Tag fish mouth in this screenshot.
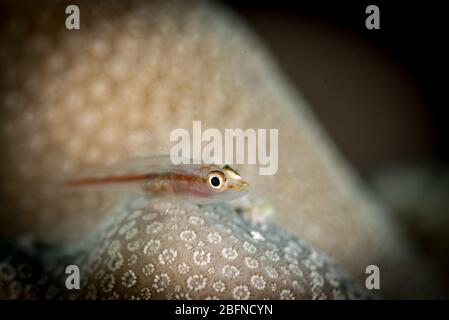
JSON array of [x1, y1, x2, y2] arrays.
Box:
[[227, 178, 249, 191], [239, 180, 249, 189]]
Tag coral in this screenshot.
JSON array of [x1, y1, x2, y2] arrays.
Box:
[[0, 197, 370, 300]]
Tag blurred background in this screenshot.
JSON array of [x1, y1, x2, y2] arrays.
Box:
[[227, 0, 449, 287], [227, 0, 447, 175]]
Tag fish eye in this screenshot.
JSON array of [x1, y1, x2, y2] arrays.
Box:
[[207, 171, 225, 191]]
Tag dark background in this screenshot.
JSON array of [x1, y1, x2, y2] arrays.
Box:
[[226, 0, 448, 178]]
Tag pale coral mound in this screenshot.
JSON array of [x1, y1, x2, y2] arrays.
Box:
[[0, 197, 370, 300]]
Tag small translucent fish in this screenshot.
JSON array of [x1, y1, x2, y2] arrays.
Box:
[[64, 155, 249, 204]]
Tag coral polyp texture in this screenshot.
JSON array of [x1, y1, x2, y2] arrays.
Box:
[[0, 0, 444, 298], [0, 197, 370, 300]]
